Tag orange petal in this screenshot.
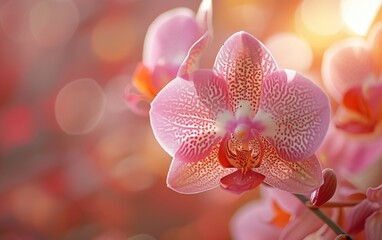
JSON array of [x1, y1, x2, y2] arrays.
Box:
[[132, 62, 157, 98], [218, 134, 235, 168], [271, 200, 291, 228], [342, 87, 371, 118]]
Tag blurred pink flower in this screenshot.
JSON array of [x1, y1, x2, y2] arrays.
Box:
[[345, 184, 382, 240], [322, 22, 382, 136], [318, 123, 382, 173], [231, 186, 327, 240], [150, 31, 330, 194], [124, 0, 212, 115]]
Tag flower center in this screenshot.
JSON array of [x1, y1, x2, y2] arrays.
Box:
[[234, 123, 250, 141]]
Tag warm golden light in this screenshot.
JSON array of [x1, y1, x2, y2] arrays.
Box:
[[299, 0, 343, 36], [265, 33, 313, 72], [341, 0, 381, 36], [91, 15, 135, 63]]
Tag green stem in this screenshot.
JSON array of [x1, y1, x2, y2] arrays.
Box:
[[294, 194, 353, 240]]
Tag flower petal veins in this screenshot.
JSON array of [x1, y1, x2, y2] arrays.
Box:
[[213, 31, 278, 115], [167, 145, 235, 194], [257, 70, 330, 162], [150, 70, 229, 162], [254, 136, 323, 194]]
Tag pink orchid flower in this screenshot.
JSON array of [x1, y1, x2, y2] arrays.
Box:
[[124, 0, 212, 115], [345, 184, 382, 240], [150, 31, 330, 194], [322, 22, 382, 136], [231, 186, 332, 240], [318, 123, 382, 173]]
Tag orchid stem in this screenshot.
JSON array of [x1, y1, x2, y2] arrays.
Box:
[[294, 194, 353, 240]]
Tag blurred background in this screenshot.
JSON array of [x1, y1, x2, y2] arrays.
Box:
[[0, 0, 381, 239]]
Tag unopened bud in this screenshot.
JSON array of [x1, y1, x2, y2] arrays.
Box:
[[310, 168, 337, 206]]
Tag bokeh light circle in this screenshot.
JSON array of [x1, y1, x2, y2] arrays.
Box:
[[91, 15, 135, 62], [265, 33, 313, 72], [29, 0, 79, 47], [341, 0, 381, 36], [55, 78, 106, 135], [298, 0, 343, 36], [0, 0, 34, 42]]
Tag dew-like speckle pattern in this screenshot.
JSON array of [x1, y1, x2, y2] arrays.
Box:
[[259, 70, 330, 162], [213, 32, 278, 114], [167, 145, 236, 193], [151, 74, 229, 162], [254, 136, 322, 194]]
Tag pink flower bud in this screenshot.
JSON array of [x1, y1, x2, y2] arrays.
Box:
[[310, 168, 337, 206]]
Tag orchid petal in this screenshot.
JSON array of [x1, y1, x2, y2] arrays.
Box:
[[321, 39, 374, 101], [254, 137, 323, 194], [368, 22, 382, 76], [167, 145, 235, 194], [123, 83, 151, 116], [231, 200, 282, 240], [262, 186, 301, 214], [281, 206, 323, 240], [195, 0, 212, 34], [257, 70, 330, 162], [365, 211, 382, 240], [213, 31, 278, 114], [346, 199, 379, 234], [131, 62, 157, 98], [310, 168, 337, 207], [177, 31, 212, 79], [342, 85, 371, 118], [150, 62, 179, 92], [143, 8, 200, 72], [366, 82, 382, 121], [177, 0, 212, 79], [318, 123, 382, 173], [335, 117, 375, 134], [366, 184, 382, 204], [150, 70, 229, 162], [220, 169, 265, 194]]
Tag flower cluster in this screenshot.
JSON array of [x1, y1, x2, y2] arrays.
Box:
[[322, 23, 382, 137], [128, 1, 382, 239]]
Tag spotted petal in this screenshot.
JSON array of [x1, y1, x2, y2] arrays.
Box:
[[256, 70, 330, 162], [150, 70, 229, 162], [322, 39, 374, 101], [167, 145, 235, 194], [213, 31, 278, 115], [254, 137, 323, 194]]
